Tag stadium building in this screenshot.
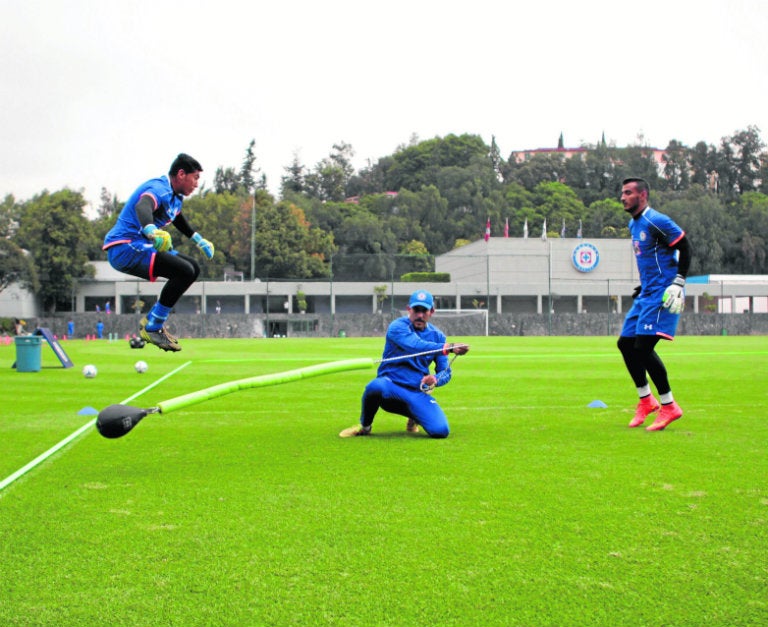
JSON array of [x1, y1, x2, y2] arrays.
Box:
[[4, 237, 767, 338]]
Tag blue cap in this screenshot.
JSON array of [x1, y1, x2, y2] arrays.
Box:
[[408, 290, 434, 310]]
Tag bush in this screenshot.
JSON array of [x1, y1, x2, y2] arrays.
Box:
[[400, 272, 450, 283]]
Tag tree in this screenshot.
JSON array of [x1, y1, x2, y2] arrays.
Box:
[[346, 157, 389, 197], [14, 190, 95, 311], [583, 198, 628, 238], [758, 153, 768, 195], [252, 199, 335, 279], [335, 211, 393, 255], [280, 152, 306, 196], [562, 153, 591, 200], [532, 181, 587, 235], [583, 141, 616, 195], [303, 197, 355, 237], [0, 194, 20, 238], [436, 154, 501, 242], [384, 134, 489, 192], [658, 187, 731, 275], [0, 238, 39, 294], [714, 137, 740, 198], [688, 141, 715, 187], [614, 144, 660, 190], [397, 239, 432, 274], [391, 186, 451, 254], [489, 135, 504, 181], [505, 152, 565, 191], [358, 192, 426, 247], [212, 141, 264, 196], [97, 187, 120, 220], [662, 140, 690, 191], [239, 139, 262, 193], [213, 166, 240, 195], [729, 192, 768, 273], [180, 191, 243, 279], [729, 126, 764, 194], [304, 142, 356, 201], [89, 188, 123, 262]]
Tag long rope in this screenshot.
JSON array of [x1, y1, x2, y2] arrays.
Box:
[[376, 344, 468, 363]]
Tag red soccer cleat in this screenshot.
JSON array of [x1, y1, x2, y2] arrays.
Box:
[[646, 402, 683, 431], [629, 395, 660, 428]]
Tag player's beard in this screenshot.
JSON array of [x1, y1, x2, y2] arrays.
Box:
[[623, 198, 643, 217]]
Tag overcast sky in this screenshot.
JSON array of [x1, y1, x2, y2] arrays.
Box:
[[2, 0, 767, 212]]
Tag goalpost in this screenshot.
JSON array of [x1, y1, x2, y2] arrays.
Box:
[[432, 309, 489, 337]]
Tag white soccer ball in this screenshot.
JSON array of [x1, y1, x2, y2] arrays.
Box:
[[83, 364, 98, 379], [134, 360, 148, 374]]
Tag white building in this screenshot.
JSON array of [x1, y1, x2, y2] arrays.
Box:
[[3, 238, 767, 318]]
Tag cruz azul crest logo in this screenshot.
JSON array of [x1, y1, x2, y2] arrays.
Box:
[[571, 243, 600, 273]]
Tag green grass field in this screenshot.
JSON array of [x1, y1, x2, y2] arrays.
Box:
[[1, 335, 766, 626]]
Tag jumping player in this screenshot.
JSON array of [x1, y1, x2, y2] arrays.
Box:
[[340, 290, 469, 438], [618, 177, 693, 431], [103, 153, 214, 352]]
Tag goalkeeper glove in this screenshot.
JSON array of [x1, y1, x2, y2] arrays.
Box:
[[191, 232, 215, 260], [142, 224, 173, 252], [662, 274, 686, 314]]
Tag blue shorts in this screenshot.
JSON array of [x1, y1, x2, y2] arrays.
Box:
[[361, 376, 449, 438], [106, 241, 178, 282], [620, 290, 680, 340]]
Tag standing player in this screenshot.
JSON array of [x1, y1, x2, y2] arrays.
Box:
[[340, 290, 469, 438], [103, 153, 215, 352], [618, 177, 693, 431]]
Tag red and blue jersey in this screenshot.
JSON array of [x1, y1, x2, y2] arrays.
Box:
[[629, 207, 685, 293], [103, 175, 183, 249]]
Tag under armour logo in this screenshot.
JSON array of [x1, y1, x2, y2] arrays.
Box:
[[643, 324, 653, 330]]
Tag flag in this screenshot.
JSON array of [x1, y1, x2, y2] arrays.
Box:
[[577, 219, 583, 239], [541, 219, 547, 241], [504, 218, 509, 238], [523, 218, 529, 239], [484, 217, 491, 242], [560, 218, 566, 238]]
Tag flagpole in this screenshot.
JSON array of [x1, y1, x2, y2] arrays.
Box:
[[250, 195, 256, 280], [547, 239, 552, 335]]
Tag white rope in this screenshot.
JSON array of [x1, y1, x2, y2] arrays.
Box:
[[376, 344, 468, 364]]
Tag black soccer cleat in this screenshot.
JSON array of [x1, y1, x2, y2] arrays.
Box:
[[139, 317, 181, 352]]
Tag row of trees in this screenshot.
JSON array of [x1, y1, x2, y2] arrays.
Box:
[[2, 127, 767, 311]]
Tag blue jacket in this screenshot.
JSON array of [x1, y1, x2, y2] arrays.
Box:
[[376, 316, 452, 390]]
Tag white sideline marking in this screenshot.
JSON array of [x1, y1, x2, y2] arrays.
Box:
[[0, 361, 192, 495]]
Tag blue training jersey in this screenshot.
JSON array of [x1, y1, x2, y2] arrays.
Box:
[[377, 316, 451, 390], [103, 175, 184, 249], [629, 207, 685, 293]]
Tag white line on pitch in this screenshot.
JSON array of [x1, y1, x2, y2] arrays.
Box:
[[0, 361, 192, 495]]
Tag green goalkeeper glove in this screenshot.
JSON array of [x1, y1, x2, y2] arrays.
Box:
[[191, 232, 215, 260], [142, 224, 173, 252]]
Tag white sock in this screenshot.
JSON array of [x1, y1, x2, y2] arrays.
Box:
[[637, 385, 652, 398]]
